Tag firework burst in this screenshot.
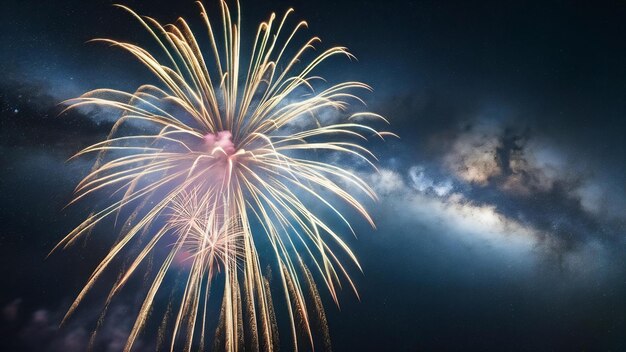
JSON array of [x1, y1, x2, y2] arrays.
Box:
[[55, 1, 394, 351]]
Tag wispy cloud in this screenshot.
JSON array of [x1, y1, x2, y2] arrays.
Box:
[[362, 164, 619, 278]]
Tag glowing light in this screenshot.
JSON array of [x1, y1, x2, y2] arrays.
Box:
[[54, 2, 394, 351]]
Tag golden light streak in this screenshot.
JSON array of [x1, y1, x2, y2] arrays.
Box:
[[56, 1, 394, 351]]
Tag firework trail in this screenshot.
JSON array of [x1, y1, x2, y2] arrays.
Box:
[[55, 1, 393, 350]]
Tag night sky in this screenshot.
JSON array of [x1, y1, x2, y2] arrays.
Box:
[[1, 0, 626, 351]]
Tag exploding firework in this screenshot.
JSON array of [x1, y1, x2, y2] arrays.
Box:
[[55, 1, 393, 351]]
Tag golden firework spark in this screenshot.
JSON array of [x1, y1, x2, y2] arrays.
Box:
[[55, 1, 394, 351]]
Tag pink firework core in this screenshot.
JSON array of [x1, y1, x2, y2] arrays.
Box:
[[203, 130, 236, 156], [173, 248, 193, 268]]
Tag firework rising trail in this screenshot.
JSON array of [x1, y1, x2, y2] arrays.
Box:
[[54, 1, 394, 350]]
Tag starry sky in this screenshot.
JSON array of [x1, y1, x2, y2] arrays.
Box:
[[1, 0, 625, 351]]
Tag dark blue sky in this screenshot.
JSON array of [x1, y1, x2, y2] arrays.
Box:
[[1, 1, 625, 351]]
